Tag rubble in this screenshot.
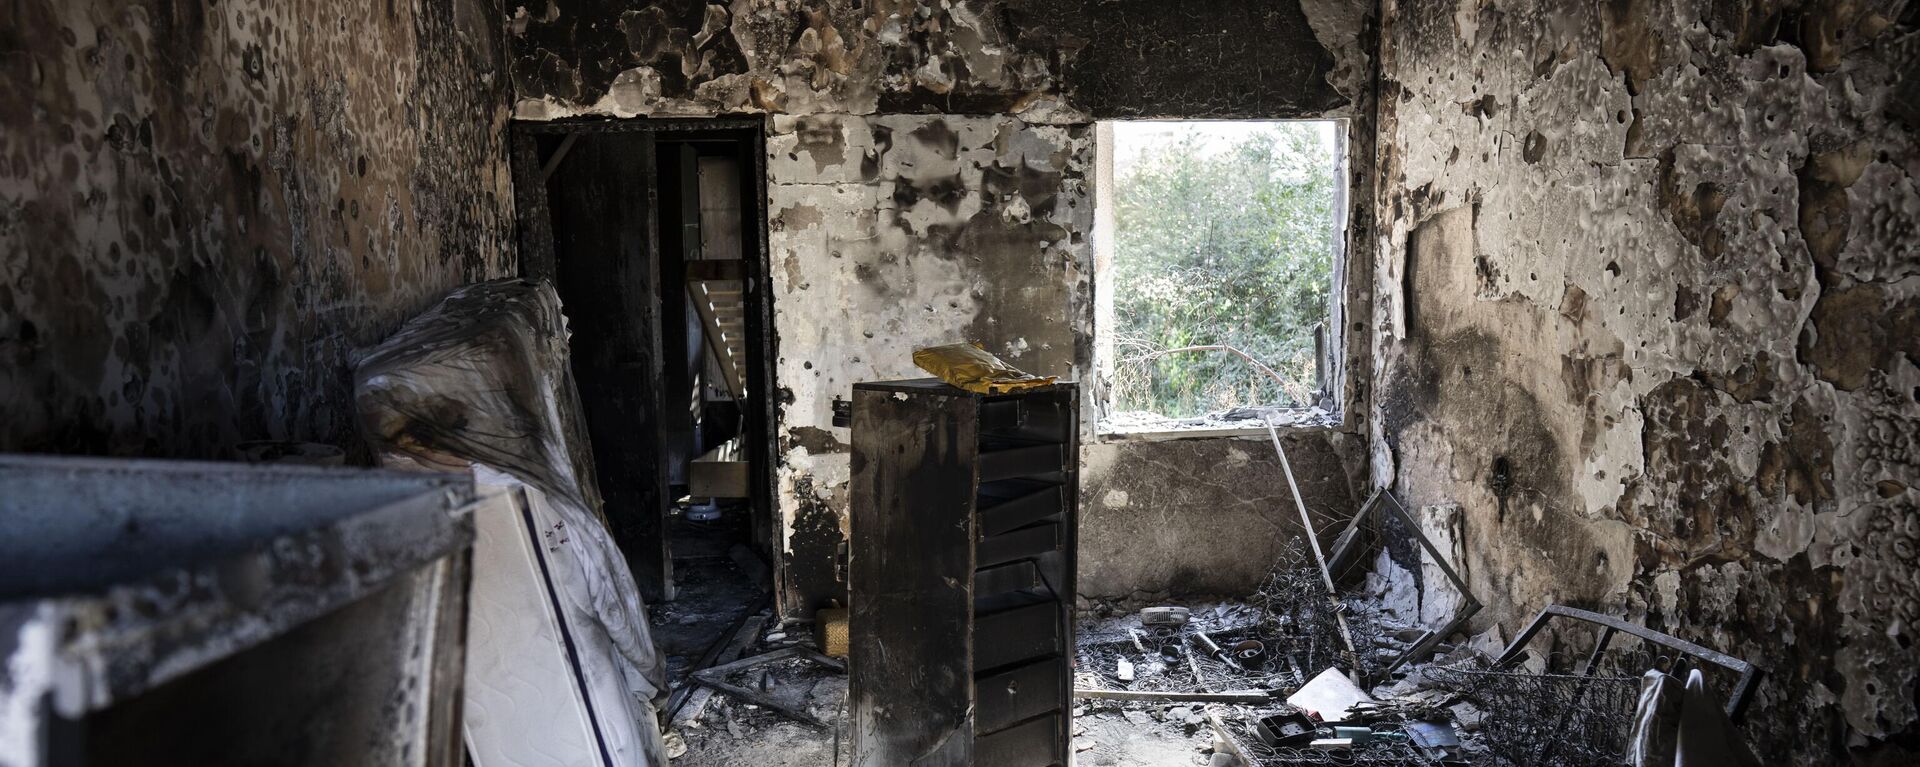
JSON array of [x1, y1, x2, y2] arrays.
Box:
[[1071, 540, 1763, 767]]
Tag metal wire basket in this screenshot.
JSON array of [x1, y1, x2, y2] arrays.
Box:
[[1423, 658, 1642, 767]]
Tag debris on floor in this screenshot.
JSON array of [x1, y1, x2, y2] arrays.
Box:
[[1071, 539, 1763, 767]]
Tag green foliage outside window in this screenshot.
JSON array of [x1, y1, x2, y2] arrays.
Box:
[[1109, 123, 1340, 419]]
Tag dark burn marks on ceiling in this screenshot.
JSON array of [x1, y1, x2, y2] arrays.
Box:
[[508, 0, 1354, 121]]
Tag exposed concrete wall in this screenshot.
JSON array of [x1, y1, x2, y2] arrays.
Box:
[[508, 0, 1379, 615], [1371, 0, 1920, 761], [0, 0, 516, 457], [1078, 430, 1365, 601]]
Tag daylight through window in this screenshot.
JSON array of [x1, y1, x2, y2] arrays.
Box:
[[1096, 120, 1347, 432]]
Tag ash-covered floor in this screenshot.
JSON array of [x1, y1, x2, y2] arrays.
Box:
[[655, 538, 1756, 766]]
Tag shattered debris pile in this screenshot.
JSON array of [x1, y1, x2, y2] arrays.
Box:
[[1080, 620, 1304, 695], [1078, 542, 1392, 697], [1073, 538, 1761, 767], [1218, 713, 1453, 766], [701, 649, 848, 729]]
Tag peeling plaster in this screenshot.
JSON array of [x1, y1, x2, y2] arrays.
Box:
[[1373, 0, 1920, 760], [767, 113, 1091, 610]]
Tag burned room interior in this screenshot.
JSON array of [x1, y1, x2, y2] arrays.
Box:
[[2, 0, 1918, 765]]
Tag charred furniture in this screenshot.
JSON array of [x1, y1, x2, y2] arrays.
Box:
[[848, 379, 1078, 767], [0, 455, 475, 767]]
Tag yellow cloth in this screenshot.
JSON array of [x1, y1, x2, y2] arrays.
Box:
[[911, 342, 1056, 394]]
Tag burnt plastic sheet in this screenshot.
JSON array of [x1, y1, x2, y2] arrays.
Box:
[[355, 278, 668, 765]]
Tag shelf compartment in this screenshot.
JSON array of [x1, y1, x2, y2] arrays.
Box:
[[977, 444, 1066, 483], [974, 657, 1065, 736], [979, 398, 1068, 443], [974, 711, 1063, 767], [977, 485, 1063, 539], [974, 600, 1061, 673], [976, 522, 1062, 569], [974, 560, 1045, 600]]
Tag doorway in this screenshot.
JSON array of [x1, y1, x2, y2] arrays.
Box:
[[509, 118, 778, 605]]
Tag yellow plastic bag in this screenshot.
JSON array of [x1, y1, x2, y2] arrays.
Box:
[[912, 342, 1057, 394]]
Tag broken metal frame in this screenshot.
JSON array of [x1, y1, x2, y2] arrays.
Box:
[[1266, 420, 1360, 667], [690, 645, 847, 728], [1338, 489, 1484, 675], [1494, 604, 1761, 720]]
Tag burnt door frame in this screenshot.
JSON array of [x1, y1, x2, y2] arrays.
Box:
[[510, 117, 781, 604]]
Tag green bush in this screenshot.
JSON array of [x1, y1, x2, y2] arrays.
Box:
[[1110, 123, 1339, 418]]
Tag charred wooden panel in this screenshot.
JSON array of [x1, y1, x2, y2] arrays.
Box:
[[546, 132, 673, 600], [849, 379, 1078, 766], [848, 384, 977, 767]]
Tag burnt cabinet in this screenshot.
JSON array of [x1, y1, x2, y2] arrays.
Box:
[[848, 379, 1078, 767]]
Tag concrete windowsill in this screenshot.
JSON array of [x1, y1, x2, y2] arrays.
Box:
[[1094, 407, 1341, 443]]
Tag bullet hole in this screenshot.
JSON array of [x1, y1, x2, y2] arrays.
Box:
[[357, 155, 368, 176], [242, 44, 266, 81], [1462, 365, 1473, 378], [1617, 110, 1628, 124], [1605, 261, 1621, 276], [803, 361, 813, 369], [1529, 272, 1537, 280]]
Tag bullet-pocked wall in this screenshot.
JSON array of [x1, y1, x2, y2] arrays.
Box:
[[0, 0, 517, 457], [508, 0, 1380, 616], [1371, 1, 1920, 761]]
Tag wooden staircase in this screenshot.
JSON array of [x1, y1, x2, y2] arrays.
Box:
[[687, 259, 747, 400]]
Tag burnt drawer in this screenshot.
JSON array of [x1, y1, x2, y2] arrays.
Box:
[[977, 485, 1062, 538], [977, 444, 1065, 483], [974, 560, 1042, 598], [975, 657, 1065, 735], [976, 522, 1061, 569], [974, 711, 1063, 767], [974, 601, 1061, 672], [980, 398, 1069, 442]]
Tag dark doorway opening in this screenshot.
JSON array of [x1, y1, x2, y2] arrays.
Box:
[[509, 118, 777, 605]]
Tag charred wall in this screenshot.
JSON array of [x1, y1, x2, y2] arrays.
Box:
[[0, 0, 516, 458], [507, 0, 1379, 615], [1371, 0, 1920, 761]]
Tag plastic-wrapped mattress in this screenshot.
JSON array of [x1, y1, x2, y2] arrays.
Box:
[[354, 278, 667, 767]]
